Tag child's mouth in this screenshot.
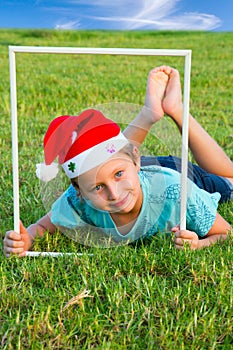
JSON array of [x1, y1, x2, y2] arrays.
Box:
[[110, 193, 130, 209]]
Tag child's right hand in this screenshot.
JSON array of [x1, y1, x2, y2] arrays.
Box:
[[3, 221, 32, 257]]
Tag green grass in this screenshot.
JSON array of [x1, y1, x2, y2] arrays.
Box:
[[0, 29, 232, 349]]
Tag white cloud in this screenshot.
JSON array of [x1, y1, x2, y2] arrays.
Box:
[[52, 0, 222, 31], [55, 20, 81, 30]]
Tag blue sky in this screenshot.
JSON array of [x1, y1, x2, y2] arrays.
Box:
[[0, 0, 232, 31]]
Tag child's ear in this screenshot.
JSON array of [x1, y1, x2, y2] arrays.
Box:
[[71, 179, 78, 188], [71, 179, 80, 192], [71, 178, 85, 201], [132, 146, 141, 169]]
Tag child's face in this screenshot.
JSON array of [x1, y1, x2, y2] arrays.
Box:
[[76, 152, 142, 215]]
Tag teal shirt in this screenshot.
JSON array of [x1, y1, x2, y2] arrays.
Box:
[[51, 166, 220, 243]]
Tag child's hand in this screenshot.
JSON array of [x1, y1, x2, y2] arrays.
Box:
[[171, 225, 199, 250], [3, 221, 32, 257]]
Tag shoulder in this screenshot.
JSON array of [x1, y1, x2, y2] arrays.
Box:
[[139, 166, 182, 204], [139, 165, 181, 185], [140, 165, 180, 176]]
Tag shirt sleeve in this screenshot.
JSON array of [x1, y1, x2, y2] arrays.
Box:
[[186, 181, 221, 237], [51, 190, 86, 229]]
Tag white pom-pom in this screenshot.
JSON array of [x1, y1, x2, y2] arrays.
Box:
[[36, 163, 59, 182]]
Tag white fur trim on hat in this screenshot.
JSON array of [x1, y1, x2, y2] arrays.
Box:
[[36, 162, 59, 182], [62, 132, 129, 178]]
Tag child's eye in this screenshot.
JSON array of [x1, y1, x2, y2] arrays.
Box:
[[115, 171, 123, 178], [94, 184, 103, 192]]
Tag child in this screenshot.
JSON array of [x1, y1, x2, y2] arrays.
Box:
[[4, 66, 232, 256]]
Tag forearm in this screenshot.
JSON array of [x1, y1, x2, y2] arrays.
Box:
[[27, 223, 46, 242], [27, 213, 56, 243], [198, 214, 232, 248], [198, 233, 230, 249]]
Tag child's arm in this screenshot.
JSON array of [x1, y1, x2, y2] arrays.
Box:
[[3, 212, 56, 257], [172, 213, 232, 250]]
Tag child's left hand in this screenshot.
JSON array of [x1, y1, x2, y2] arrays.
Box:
[[171, 225, 199, 250]]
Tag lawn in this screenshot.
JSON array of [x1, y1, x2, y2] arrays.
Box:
[[0, 29, 232, 349]]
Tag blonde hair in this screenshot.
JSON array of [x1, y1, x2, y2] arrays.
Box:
[[118, 143, 139, 166]]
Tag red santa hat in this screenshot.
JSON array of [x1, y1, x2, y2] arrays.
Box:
[[36, 109, 129, 181]]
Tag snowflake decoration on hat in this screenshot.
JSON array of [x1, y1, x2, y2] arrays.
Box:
[[106, 143, 116, 154], [68, 162, 76, 172]]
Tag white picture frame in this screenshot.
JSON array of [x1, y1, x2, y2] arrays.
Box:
[[9, 46, 191, 256]]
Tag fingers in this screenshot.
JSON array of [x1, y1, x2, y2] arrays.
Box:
[[171, 224, 180, 233], [20, 220, 29, 235], [3, 230, 25, 257], [5, 230, 21, 240], [175, 230, 197, 239], [4, 247, 26, 257], [174, 237, 192, 249], [173, 230, 199, 250], [4, 221, 32, 257]]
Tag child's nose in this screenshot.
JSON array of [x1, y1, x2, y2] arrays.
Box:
[[107, 183, 119, 201]]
